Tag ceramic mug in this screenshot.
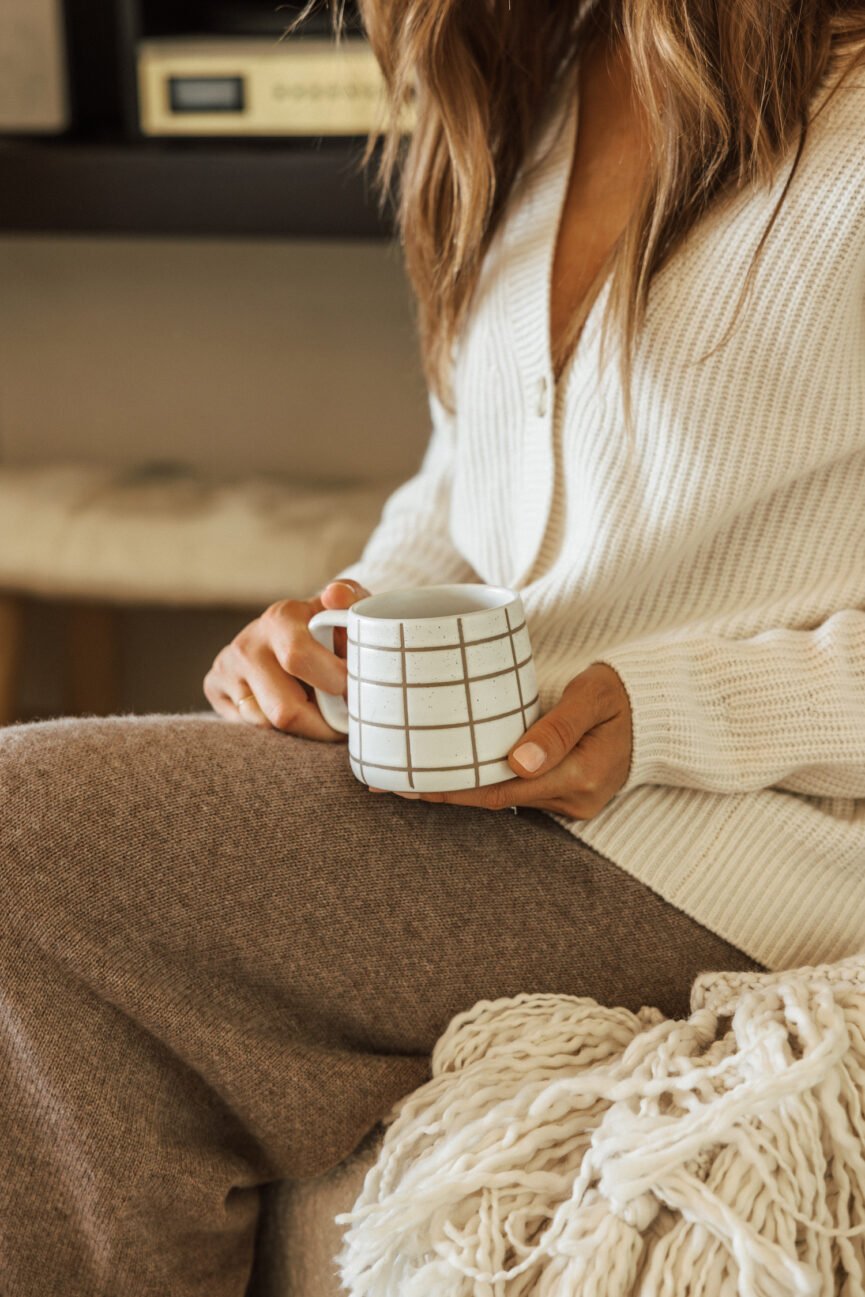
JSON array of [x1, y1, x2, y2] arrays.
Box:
[[307, 583, 541, 793]]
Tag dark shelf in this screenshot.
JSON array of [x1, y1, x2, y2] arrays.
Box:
[[1, 2, 387, 240], [0, 133, 395, 239]]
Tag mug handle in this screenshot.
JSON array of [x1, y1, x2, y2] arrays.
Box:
[[307, 609, 350, 734]]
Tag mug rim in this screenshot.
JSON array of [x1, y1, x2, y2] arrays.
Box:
[[350, 582, 519, 622]]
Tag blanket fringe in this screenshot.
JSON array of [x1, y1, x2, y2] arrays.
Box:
[[335, 954, 865, 1296]]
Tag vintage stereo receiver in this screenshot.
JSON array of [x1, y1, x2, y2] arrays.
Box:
[[0, 0, 69, 132], [137, 36, 414, 136]]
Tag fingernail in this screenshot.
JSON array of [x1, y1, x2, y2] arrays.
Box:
[[513, 741, 545, 772], [329, 581, 357, 594]]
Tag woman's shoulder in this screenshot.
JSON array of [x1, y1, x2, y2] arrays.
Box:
[[797, 39, 865, 198], [809, 36, 865, 127]]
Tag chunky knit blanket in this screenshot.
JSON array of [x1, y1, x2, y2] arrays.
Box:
[[335, 955, 865, 1296]]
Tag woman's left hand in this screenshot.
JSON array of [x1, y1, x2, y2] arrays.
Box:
[[369, 662, 633, 819]]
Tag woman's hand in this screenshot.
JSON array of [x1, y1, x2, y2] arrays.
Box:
[[371, 663, 633, 818], [203, 578, 371, 738]]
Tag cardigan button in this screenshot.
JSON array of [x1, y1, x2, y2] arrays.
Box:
[[535, 375, 549, 418]]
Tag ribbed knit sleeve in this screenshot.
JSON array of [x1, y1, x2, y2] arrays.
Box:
[[595, 608, 865, 799], [329, 390, 478, 594]]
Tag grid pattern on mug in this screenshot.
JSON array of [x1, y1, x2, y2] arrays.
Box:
[[347, 605, 539, 788]]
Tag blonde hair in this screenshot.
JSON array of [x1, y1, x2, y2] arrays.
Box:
[[287, 1, 865, 430]]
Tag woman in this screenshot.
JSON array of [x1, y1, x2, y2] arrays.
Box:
[[3, 2, 864, 1293]]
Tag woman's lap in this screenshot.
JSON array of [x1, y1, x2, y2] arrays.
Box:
[[0, 710, 763, 1296]]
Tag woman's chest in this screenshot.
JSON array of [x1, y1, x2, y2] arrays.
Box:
[[448, 104, 865, 590], [549, 50, 651, 377]]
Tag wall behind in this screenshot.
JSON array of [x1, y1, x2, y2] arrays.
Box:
[[0, 235, 431, 719], [0, 236, 429, 480]]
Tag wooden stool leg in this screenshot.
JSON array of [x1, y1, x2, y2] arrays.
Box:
[[0, 595, 25, 727], [66, 602, 123, 717]]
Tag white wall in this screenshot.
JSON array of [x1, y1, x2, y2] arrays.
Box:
[[0, 236, 429, 479], [0, 236, 430, 718]]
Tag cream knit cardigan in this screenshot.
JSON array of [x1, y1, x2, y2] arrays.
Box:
[[335, 57, 865, 973]]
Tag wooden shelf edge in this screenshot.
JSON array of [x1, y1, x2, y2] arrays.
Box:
[[0, 136, 396, 239]]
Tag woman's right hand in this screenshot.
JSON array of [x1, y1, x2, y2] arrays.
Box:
[[203, 578, 371, 739]]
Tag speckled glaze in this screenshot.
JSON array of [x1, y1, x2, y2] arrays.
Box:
[[309, 584, 540, 792]]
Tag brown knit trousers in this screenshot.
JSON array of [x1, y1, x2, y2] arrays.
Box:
[[0, 711, 765, 1297]]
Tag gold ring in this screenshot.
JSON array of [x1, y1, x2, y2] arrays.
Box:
[[236, 693, 256, 708]]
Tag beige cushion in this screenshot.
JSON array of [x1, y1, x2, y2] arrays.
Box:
[[0, 461, 395, 608], [251, 1125, 385, 1297]]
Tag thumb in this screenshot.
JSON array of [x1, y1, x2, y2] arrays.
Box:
[[508, 689, 593, 777], [319, 578, 371, 610]]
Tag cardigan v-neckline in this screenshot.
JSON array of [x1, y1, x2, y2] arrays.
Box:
[[545, 56, 614, 392], [504, 33, 859, 419], [543, 61, 586, 407], [503, 57, 613, 418]]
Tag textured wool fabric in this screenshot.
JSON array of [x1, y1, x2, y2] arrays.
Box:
[[335, 52, 865, 973], [336, 956, 865, 1296], [0, 711, 762, 1296]]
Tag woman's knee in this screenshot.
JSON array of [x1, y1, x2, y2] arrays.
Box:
[[0, 710, 356, 956], [1, 712, 182, 846], [1, 713, 225, 940]]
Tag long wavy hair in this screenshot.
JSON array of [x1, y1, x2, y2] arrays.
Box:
[[286, 1, 865, 425]]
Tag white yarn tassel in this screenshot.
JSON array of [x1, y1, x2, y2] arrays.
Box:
[[335, 954, 865, 1296]]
